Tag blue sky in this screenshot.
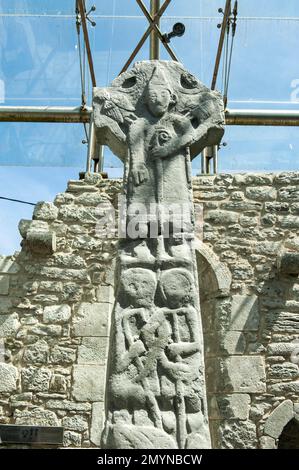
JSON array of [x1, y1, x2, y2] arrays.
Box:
[[0, 0, 299, 254]]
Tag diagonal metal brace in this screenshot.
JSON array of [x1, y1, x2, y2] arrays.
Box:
[[119, 0, 178, 75]]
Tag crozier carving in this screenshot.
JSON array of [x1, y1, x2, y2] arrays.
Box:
[[94, 61, 224, 449]]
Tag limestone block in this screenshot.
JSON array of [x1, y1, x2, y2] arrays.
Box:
[[0, 256, 20, 274], [62, 415, 88, 432], [265, 202, 289, 213], [224, 356, 266, 393], [230, 295, 259, 331], [72, 365, 106, 401], [23, 339, 49, 364], [78, 337, 108, 364], [245, 186, 277, 201], [268, 363, 299, 381], [268, 382, 299, 395], [264, 400, 294, 439], [0, 363, 18, 392], [15, 408, 59, 426], [90, 402, 105, 446], [278, 252, 299, 274], [73, 302, 110, 337], [267, 342, 298, 356], [50, 374, 67, 393], [50, 346, 77, 364], [26, 229, 56, 254], [221, 331, 246, 355], [275, 172, 299, 185], [218, 420, 257, 449], [43, 304, 71, 324], [22, 366, 51, 392], [40, 267, 90, 283], [260, 436, 277, 449], [0, 275, 9, 295], [63, 430, 81, 447], [96, 285, 114, 304], [33, 201, 58, 221], [278, 187, 299, 201], [209, 394, 250, 420], [0, 313, 20, 337], [280, 215, 299, 229], [46, 400, 91, 412], [205, 210, 239, 225]]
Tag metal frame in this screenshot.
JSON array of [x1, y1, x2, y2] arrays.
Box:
[[1, 106, 299, 126], [120, 0, 178, 74]]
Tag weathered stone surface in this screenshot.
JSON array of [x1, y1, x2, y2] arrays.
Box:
[[73, 303, 110, 337], [221, 331, 246, 355], [209, 394, 250, 420], [268, 381, 299, 395], [90, 402, 104, 446], [22, 367, 51, 392], [0, 256, 20, 274], [46, 400, 91, 412], [0, 313, 20, 337], [0, 275, 10, 295], [278, 186, 299, 201], [72, 365, 106, 401], [264, 400, 294, 439], [96, 285, 114, 304], [230, 295, 259, 331], [268, 363, 299, 381], [62, 415, 88, 432], [50, 346, 77, 364], [0, 364, 18, 392], [279, 215, 299, 229], [33, 202, 59, 221], [63, 430, 81, 447], [206, 210, 239, 225], [43, 305, 71, 324], [78, 337, 108, 364], [224, 356, 266, 393], [23, 339, 49, 364], [278, 252, 299, 274], [217, 420, 257, 449], [260, 436, 276, 449], [15, 408, 59, 426], [246, 187, 277, 201]]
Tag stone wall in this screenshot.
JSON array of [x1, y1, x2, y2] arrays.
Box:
[[0, 171, 299, 448]]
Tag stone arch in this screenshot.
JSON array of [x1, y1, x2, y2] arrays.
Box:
[[261, 400, 299, 449], [194, 239, 232, 448], [194, 239, 232, 300]]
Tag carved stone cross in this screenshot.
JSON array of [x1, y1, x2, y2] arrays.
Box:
[[94, 61, 224, 449]]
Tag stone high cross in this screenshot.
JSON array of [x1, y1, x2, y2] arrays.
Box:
[[93, 60, 224, 449]]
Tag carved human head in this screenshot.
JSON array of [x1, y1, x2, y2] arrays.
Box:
[[160, 268, 194, 308], [146, 66, 176, 117], [121, 268, 157, 308]]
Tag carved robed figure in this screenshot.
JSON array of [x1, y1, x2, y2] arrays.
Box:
[[94, 61, 224, 449]]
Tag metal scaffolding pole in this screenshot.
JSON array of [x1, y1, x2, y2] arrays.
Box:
[[150, 0, 160, 60], [1, 106, 299, 127], [0, 106, 91, 123]]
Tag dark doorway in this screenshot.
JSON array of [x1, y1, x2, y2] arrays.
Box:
[[278, 418, 299, 449]]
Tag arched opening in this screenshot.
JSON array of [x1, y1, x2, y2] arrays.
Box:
[[278, 418, 299, 449], [195, 239, 232, 448]]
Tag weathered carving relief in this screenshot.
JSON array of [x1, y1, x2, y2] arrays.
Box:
[[94, 60, 224, 449]]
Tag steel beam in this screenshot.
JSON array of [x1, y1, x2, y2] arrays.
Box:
[[225, 109, 299, 126], [77, 0, 96, 87], [211, 0, 231, 90], [150, 0, 160, 60], [0, 106, 91, 123], [1, 106, 299, 127]]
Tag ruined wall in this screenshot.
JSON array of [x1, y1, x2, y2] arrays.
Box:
[[0, 171, 299, 448]]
